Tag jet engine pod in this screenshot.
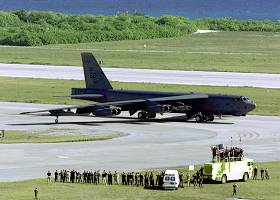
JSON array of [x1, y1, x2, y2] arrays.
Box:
[[146, 104, 174, 113], [92, 107, 112, 116], [76, 107, 95, 115], [163, 105, 174, 112], [146, 105, 165, 113]]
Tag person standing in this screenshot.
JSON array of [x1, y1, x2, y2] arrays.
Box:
[[265, 168, 270, 180], [139, 173, 143, 186], [198, 175, 203, 188], [102, 170, 107, 185], [54, 170, 58, 182], [193, 174, 197, 188], [260, 168, 264, 180], [144, 172, 149, 188], [179, 172, 184, 188], [47, 171, 51, 183], [186, 172, 190, 187], [34, 188, 39, 199], [232, 183, 238, 196], [122, 172, 126, 185], [114, 171, 118, 184], [97, 170, 100, 184], [253, 166, 258, 180], [149, 172, 154, 188], [108, 171, 112, 185]]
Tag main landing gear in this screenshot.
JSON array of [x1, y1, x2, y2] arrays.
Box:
[[194, 113, 214, 122], [137, 111, 156, 119]]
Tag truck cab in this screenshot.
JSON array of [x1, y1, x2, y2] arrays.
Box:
[[203, 157, 254, 183], [163, 170, 180, 190]]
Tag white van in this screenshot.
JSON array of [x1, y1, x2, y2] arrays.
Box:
[[163, 170, 180, 190]]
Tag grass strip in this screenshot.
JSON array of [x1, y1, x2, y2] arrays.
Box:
[[0, 161, 279, 200], [0, 130, 124, 144], [1, 31, 280, 73]]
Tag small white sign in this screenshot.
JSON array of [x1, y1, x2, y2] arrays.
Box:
[[188, 165, 194, 171]]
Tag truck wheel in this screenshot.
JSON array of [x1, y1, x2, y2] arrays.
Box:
[[243, 173, 249, 182], [221, 175, 227, 184]]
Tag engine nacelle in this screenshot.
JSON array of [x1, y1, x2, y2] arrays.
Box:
[[162, 105, 174, 112], [76, 107, 95, 115], [146, 105, 173, 113], [92, 108, 112, 116]]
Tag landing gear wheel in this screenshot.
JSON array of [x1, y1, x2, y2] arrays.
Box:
[[243, 173, 249, 182], [55, 116, 59, 124], [116, 108, 121, 115], [208, 115, 214, 122], [148, 113, 156, 119], [221, 175, 227, 184], [138, 112, 147, 119]]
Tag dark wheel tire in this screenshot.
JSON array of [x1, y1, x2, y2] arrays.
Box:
[[221, 175, 227, 184], [243, 173, 249, 182], [209, 115, 214, 121], [138, 112, 147, 119], [148, 113, 156, 118], [138, 112, 143, 119], [117, 109, 121, 115]]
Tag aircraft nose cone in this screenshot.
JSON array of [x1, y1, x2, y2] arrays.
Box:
[[247, 101, 256, 112]]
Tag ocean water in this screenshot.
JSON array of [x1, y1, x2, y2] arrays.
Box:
[[0, 0, 279, 20]]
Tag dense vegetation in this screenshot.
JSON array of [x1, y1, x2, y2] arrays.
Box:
[[0, 11, 197, 46], [195, 18, 280, 32], [0, 11, 280, 46]]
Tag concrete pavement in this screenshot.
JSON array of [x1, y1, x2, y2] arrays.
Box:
[[0, 102, 279, 181], [1, 63, 280, 88]]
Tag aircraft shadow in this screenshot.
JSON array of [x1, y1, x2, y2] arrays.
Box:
[[10, 115, 234, 126]]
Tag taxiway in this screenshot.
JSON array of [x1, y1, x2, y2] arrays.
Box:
[[0, 102, 279, 181]]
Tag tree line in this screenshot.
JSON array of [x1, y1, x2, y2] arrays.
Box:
[[0, 10, 279, 46]]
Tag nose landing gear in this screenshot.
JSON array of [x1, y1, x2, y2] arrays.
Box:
[[55, 116, 59, 124]]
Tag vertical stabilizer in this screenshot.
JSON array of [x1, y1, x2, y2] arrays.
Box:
[[81, 52, 113, 90]]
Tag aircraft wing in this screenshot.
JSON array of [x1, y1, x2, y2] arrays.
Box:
[[98, 94, 208, 106], [20, 94, 208, 115], [54, 94, 104, 98]]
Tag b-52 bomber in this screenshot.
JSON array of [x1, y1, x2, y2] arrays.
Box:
[[21, 53, 256, 123]]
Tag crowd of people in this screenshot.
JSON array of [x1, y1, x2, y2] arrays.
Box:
[[252, 167, 269, 180], [47, 169, 174, 189], [192, 167, 204, 188], [46, 169, 200, 189], [45, 164, 270, 192], [212, 145, 244, 162]]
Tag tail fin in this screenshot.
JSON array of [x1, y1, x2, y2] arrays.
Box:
[[81, 52, 113, 90]]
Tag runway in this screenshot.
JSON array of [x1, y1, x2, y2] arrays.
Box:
[[0, 102, 279, 181], [1, 63, 280, 88]]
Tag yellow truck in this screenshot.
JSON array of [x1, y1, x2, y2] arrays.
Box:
[[203, 157, 254, 184]]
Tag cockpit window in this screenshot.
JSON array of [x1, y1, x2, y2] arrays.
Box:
[[240, 96, 249, 101]]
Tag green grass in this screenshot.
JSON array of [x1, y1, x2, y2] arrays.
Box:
[[0, 130, 124, 144], [0, 161, 279, 200], [1, 31, 280, 73], [0, 76, 279, 116]]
